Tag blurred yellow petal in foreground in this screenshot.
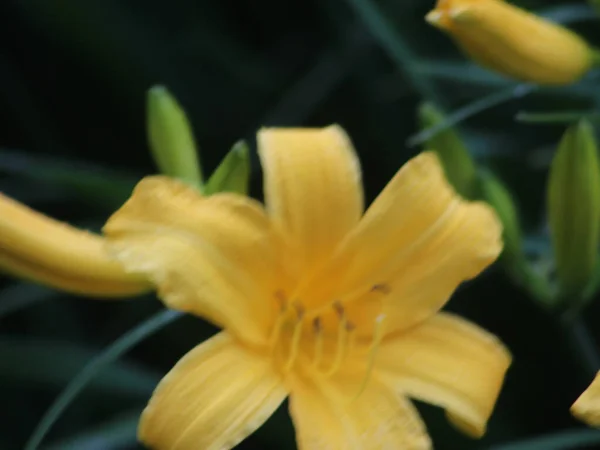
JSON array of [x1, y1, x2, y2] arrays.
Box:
[[105, 126, 512, 449], [0, 193, 149, 297], [426, 0, 596, 85], [572, 372, 600, 426]]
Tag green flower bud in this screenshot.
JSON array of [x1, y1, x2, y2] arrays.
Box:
[[478, 171, 524, 264], [418, 102, 477, 199], [480, 171, 554, 305], [147, 85, 203, 188], [548, 120, 600, 299], [204, 141, 251, 195]]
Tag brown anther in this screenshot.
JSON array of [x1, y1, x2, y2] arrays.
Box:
[[333, 300, 345, 318], [312, 317, 322, 333], [371, 283, 391, 294], [293, 303, 305, 319], [345, 321, 356, 332]]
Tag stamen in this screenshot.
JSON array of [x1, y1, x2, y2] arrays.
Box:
[[283, 303, 305, 371], [371, 283, 391, 295], [325, 302, 350, 377], [312, 317, 324, 369], [269, 291, 288, 350], [353, 314, 387, 400]]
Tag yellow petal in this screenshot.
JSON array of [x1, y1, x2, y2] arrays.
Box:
[[311, 152, 502, 333], [572, 371, 600, 427], [376, 313, 511, 438], [103, 176, 286, 346], [139, 332, 287, 450], [289, 374, 431, 450], [257, 125, 363, 276], [0, 193, 149, 297]]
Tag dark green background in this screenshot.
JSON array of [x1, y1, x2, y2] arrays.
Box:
[[2, 0, 600, 449]]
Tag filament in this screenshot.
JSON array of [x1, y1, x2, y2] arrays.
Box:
[[283, 304, 305, 371], [312, 317, 324, 369], [353, 314, 387, 400]]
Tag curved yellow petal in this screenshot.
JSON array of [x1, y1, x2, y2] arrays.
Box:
[[312, 152, 502, 333], [376, 313, 511, 438], [572, 371, 600, 427], [139, 332, 287, 450], [289, 373, 431, 450], [0, 193, 149, 297], [257, 126, 363, 276], [103, 176, 285, 346]]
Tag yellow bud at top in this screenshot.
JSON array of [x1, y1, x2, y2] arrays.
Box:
[[426, 0, 595, 85]]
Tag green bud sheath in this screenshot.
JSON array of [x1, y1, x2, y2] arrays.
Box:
[[478, 171, 524, 264], [204, 141, 251, 195], [548, 120, 600, 299], [418, 102, 477, 199], [147, 86, 204, 188]]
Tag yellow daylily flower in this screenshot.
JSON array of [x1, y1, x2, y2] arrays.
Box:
[[426, 0, 596, 85], [0, 193, 149, 296], [572, 371, 600, 426], [103, 126, 512, 449]]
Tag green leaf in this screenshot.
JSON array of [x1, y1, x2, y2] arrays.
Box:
[[204, 141, 251, 195], [516, 110, 598, 124], [24, 309, 182, 450], [41, 410, 140, 450], [537, 4, 597, 24], [489, 429, 600, 450], [407, 84, 538, 147], [0, 337, 159, 396]]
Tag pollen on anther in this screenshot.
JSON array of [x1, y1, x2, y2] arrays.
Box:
[[312, 317, 322, 333], [333, 300, 345, 318]]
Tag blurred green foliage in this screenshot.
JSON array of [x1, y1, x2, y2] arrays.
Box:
[[2, 0, 600, 449]]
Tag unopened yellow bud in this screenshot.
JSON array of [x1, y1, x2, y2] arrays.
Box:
[[0, 194, 150, 297], [426, 0, 596, 85]]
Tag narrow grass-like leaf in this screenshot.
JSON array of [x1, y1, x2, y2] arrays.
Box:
[[537, 4, 596, 24], [407, 84, 538, 147], [489, 429, 600, 450], [0, 338, 159, 396], [24, 309, 182, 450], [41, 410, 140, 450], [516, 111, 600, 124]]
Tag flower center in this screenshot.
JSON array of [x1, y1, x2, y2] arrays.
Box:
[[268, 285, 389, 386]]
